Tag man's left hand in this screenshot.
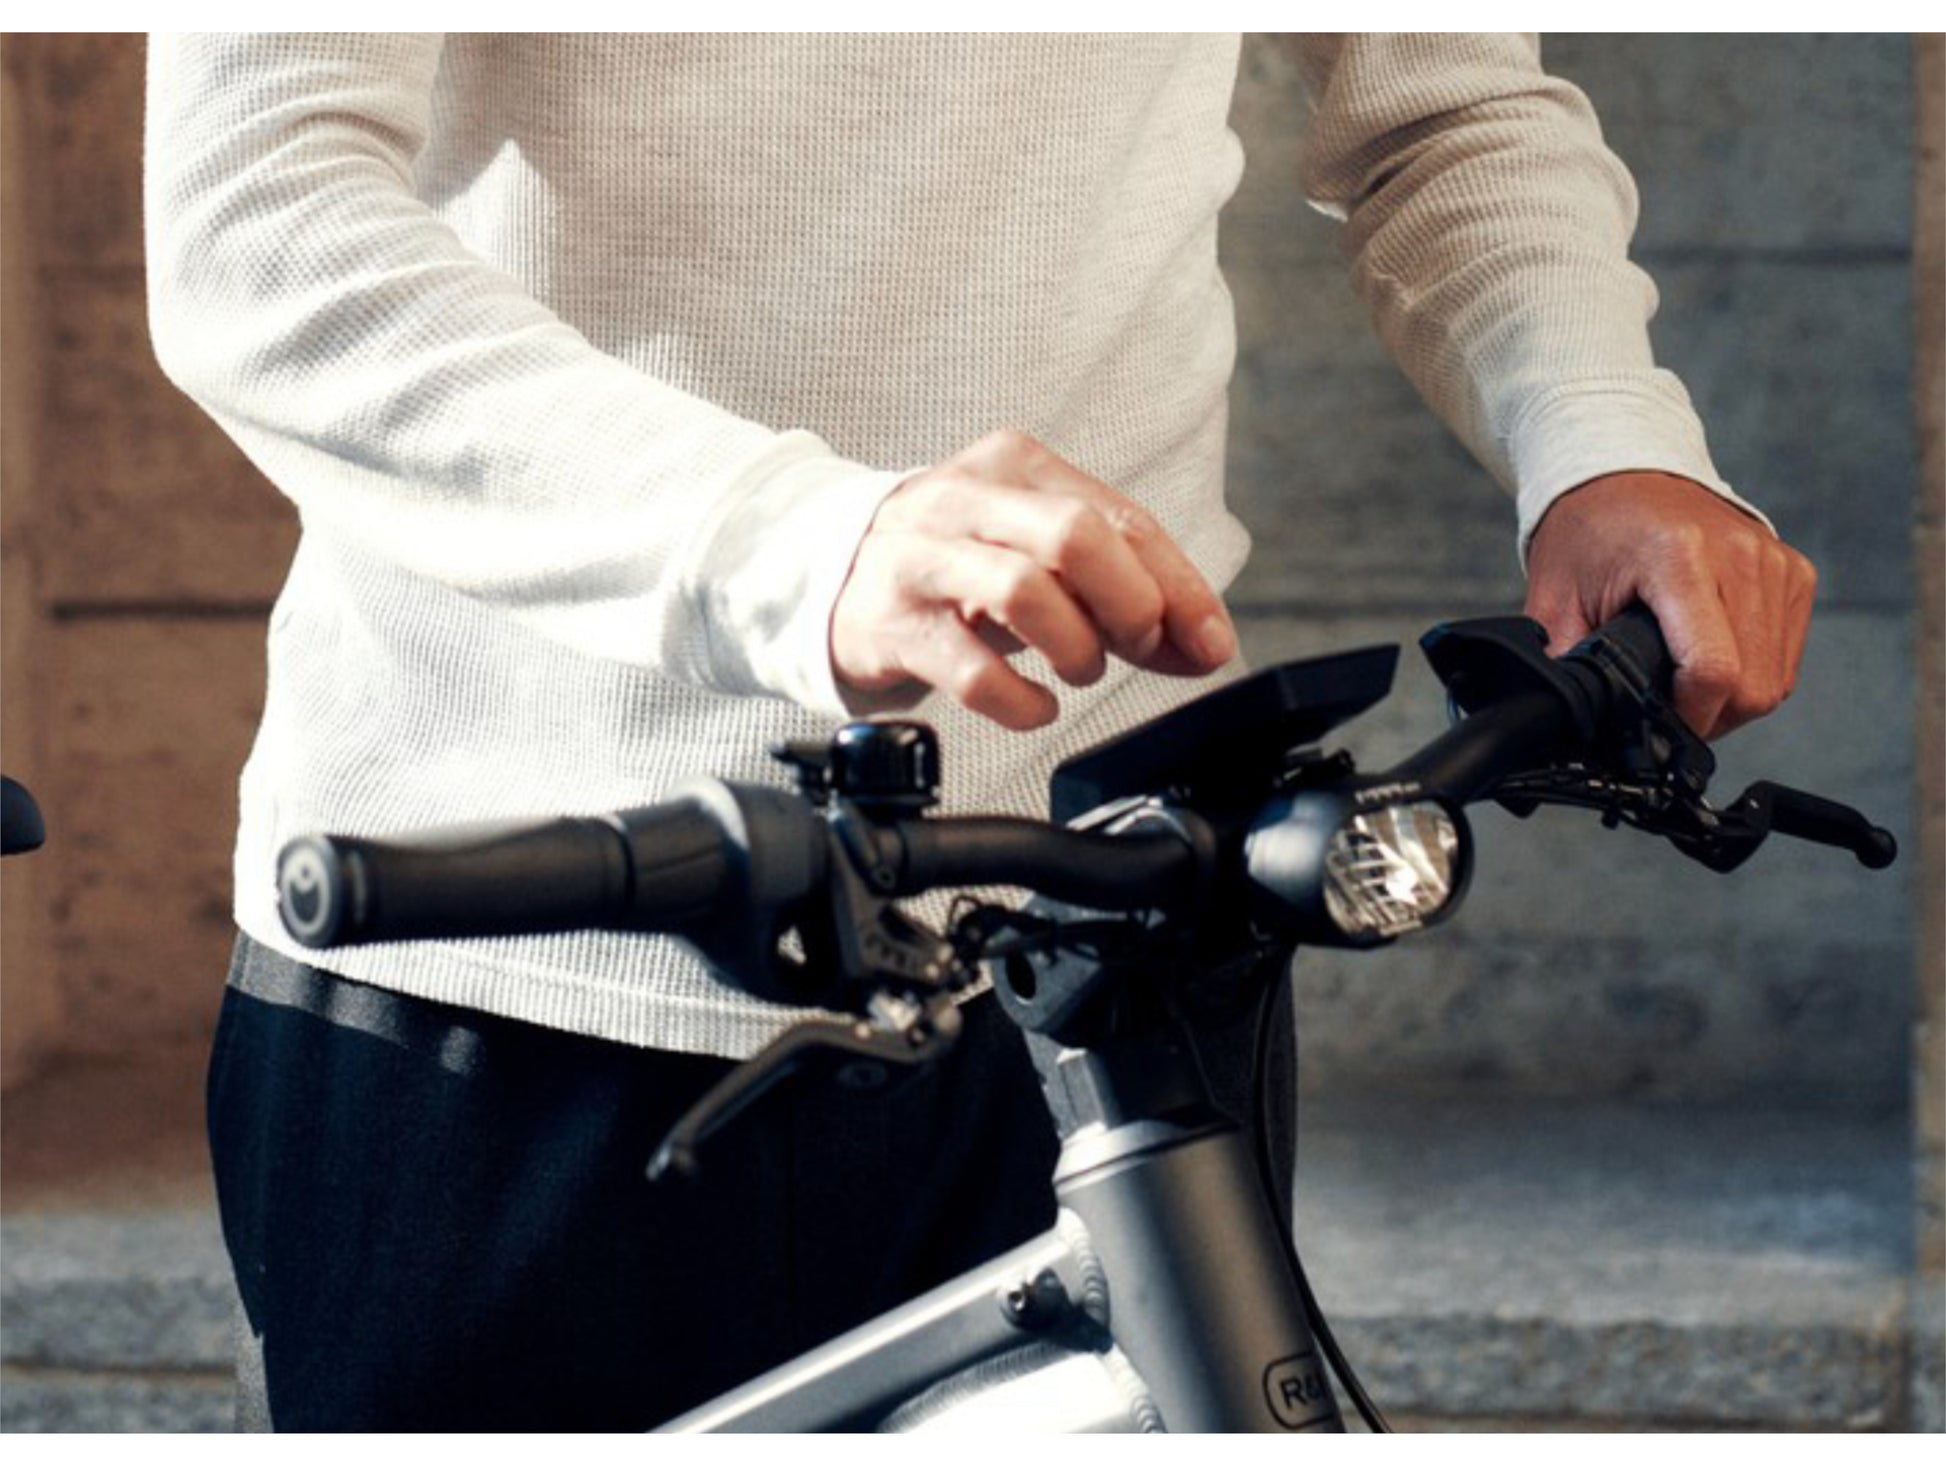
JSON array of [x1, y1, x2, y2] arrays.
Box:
[[1523, 471, 1817, 740]]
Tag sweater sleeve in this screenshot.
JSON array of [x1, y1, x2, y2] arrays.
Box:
[[144, 33, 902, 717], [1292, 33, 1771, 557]]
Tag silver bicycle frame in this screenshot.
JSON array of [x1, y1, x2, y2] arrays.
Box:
[[661, 1019, 1346, 1434]]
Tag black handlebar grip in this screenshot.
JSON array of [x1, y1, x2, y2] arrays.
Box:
[[277, 802, 733, 949], [891, 817, 1200, 910], [1575, 602, 1677, 703], [2, 776, 46, 856]]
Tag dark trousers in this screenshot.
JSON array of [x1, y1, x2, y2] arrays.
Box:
[[208, 936, 1061, 1432]]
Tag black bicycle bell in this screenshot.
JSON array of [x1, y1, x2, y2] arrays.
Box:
[[830, 721, 940, 812]]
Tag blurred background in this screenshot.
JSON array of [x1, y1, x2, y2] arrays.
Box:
[[1, 34, 1939, 1431]]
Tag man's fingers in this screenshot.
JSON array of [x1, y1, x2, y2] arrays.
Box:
[[1009, 444, 1236, 672], [887, 463, 1235, 674], [1672, 532, 1816, 737], [1631, 519, 1746, 736], [834, 430, 1238, 731], [1647, 575, 1742, 739], [1100, 496, 1237, 675], [903, 538, 1107, 688], [889, 476, 1167, 662], [1777, 545, 1817, 700], [895, 612, 1058, 731], [1521, 578, 1595, 657], [971, 616, 1028, 659]]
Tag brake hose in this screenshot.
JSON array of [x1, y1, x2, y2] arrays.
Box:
[[1251, 972, 1392, 1434]]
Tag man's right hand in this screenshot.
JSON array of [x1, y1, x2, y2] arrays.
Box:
[[831, 430, 1238, 730]]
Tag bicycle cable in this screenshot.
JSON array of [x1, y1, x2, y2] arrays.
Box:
[[1251, 969, 1392, 1434]]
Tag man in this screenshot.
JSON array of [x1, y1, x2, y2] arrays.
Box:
[[147, 34, 1811, 1430]]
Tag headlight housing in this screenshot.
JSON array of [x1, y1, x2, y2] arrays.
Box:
[[1322, 801, 1465, 938], [1245, 787, 1473, 947]]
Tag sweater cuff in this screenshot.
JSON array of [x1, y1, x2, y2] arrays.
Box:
[[686, 439, 913, 719], [1507, 373, 1774, 564]]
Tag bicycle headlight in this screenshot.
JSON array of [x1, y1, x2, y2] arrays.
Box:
[[1245, 787, 1472, 946], [1322, 801, 1464, 938]]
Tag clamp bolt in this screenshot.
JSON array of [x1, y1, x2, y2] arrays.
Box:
[[999, 1268, 1069, 1330]]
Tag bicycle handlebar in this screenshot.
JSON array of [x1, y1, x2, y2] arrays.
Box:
[[277, 606, 1892, 965], [1381, 691, 1575, 805], [279, 797, 1201, 954], [881, 817, 1200, 908]]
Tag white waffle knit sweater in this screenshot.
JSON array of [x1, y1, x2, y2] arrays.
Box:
[[146, 34, 1751, 1057]]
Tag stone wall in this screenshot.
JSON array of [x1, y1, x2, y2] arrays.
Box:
[[0, 36, 1924, 1119], [2, 34, 57, 1085], [1, 35, 297, 1091], [1224, 35, 1918, 1109], [1912, 34, 1942, 1285], [0, 30, 1934, 1437]]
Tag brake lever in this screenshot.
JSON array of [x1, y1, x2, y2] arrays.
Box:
[[1707, 780, 1898, 871], [1492, 768, 1898, 874], [1430, 612, 1895, 874], [1545, 638, 1897, 871], [647, 993, 964, 1182]]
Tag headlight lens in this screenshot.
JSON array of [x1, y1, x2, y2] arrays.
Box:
[[1323, 802, 1464, 937]]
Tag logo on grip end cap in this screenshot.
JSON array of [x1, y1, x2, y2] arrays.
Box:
[[1263, 1351, 1333, 1430], [278, 843, 335, 943]]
